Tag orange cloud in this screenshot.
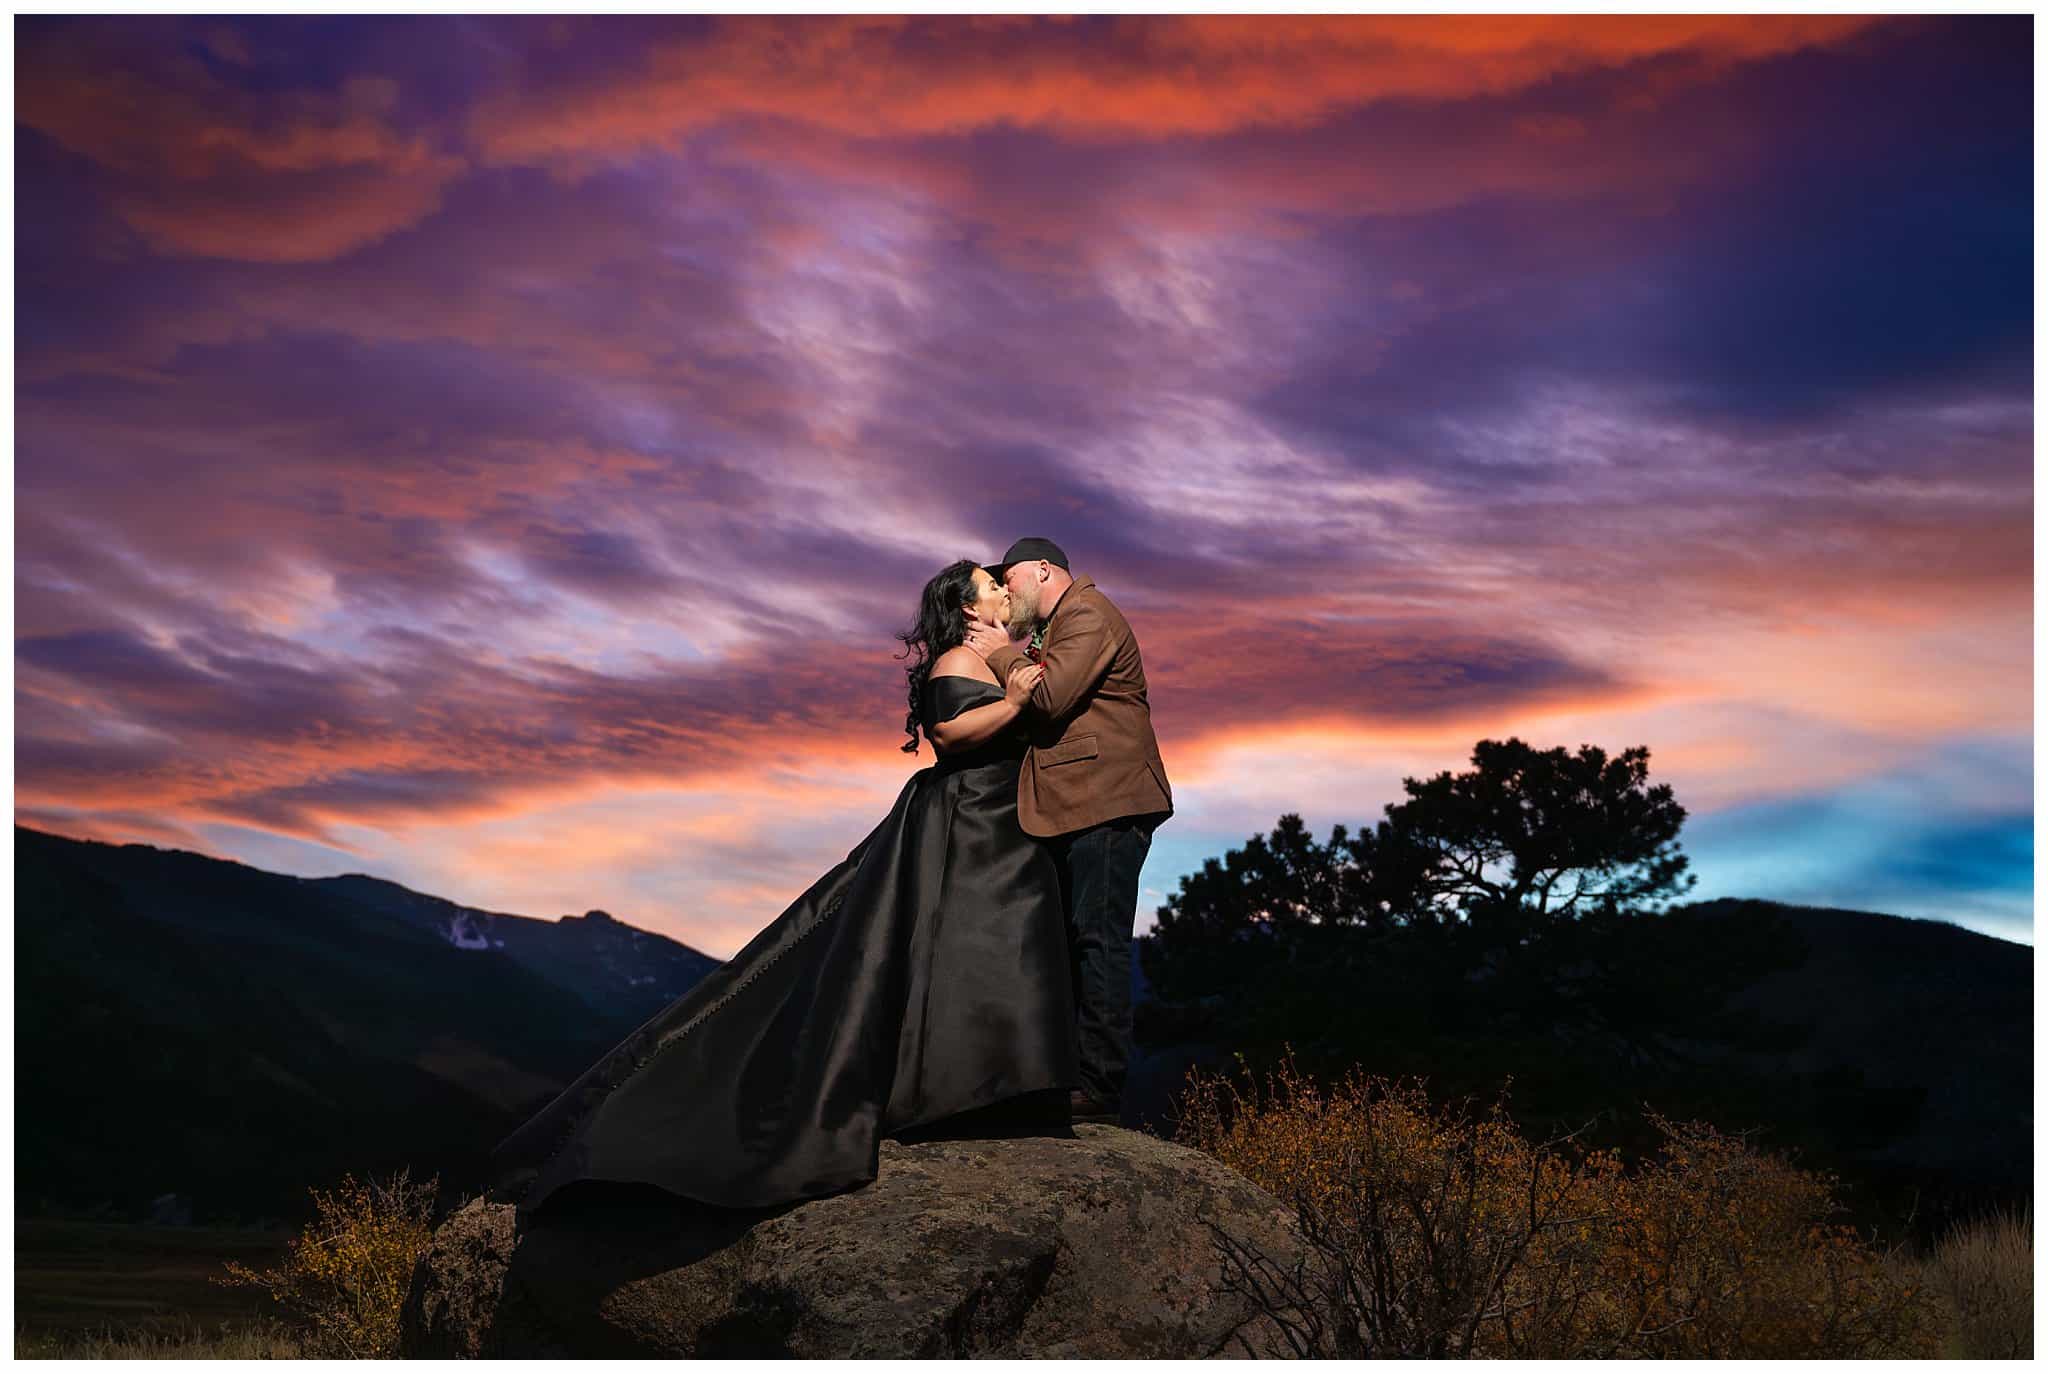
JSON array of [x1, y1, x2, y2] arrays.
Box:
[[16, 30, 465, 261], [468, 13, 1896, 163], [109, 157, 465, 264]]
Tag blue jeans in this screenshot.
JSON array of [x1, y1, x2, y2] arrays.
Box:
[[1047, 811, 1167, 1107]]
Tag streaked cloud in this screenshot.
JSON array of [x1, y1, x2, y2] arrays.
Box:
[[14, 14, 2029, 953]]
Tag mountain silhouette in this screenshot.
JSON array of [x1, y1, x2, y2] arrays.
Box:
[[15, 824, 718, 1219], [1130, 893, 2030, 1246], [14, 824, 2030, 1239]]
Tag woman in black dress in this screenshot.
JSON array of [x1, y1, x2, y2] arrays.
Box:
[[487, 560, 1080, 1218]]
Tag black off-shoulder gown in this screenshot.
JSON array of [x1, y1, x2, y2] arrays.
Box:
[[487, 675, 1079, 1217]]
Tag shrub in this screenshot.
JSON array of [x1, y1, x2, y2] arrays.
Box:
[[213, 1166, 438, 1358], [1920, 1199, 2032, 1358], [1174, 1048, 1945, 1358]]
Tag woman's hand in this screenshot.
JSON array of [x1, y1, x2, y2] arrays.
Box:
[[962, 607, 1011, 660], [1004, 661, 1044, 708]]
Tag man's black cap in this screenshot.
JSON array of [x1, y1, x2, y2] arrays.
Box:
[[987, 537, 1070, 581]]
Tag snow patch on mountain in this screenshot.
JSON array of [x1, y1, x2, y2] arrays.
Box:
[[446, 911, 493, 950]]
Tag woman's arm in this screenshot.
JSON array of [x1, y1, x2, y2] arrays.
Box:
[[929, 695, 1022, 754], [929, 662, 1045, 753]]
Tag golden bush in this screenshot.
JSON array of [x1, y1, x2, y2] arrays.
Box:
[[1175, 1047, 1946, 1358], [213, 1166, 439, 1359]]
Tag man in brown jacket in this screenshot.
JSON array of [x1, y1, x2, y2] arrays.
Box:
[[963, 537, 1173, 1124]]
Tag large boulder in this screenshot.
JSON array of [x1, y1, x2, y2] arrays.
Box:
[[401, 1122, 1314, 1357]]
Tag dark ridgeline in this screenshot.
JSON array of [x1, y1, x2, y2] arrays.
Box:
[[14, 824, 719, 1221], [1131, 896, 2031, 1251], [1126, 738, 2030, 1250], [14, 823, 2030, 1249]]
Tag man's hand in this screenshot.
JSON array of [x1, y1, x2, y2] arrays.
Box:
[[961, 607, 1013, 660]]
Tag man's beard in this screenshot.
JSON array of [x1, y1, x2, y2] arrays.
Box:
[[1005, 583, 1042, 635], [1004, 596, 1042, 639]]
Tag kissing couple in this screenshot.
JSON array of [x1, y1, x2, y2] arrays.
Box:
[[489, 537, 1174, 1217]]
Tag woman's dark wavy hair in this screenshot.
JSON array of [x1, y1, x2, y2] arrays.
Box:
[[895, 558, 987, 754]]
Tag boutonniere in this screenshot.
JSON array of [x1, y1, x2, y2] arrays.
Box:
[[1025, 625, 1047, 664]]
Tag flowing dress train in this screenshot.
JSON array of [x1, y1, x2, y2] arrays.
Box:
[[487, 674, 1079, 1217]]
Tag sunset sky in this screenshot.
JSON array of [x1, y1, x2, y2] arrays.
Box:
[[13, 13, 2033, 955]]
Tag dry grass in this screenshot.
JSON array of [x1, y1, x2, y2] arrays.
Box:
[[14, 1311, 302, 1358], [1903, 1198, 2032, 1358], [1175, 1047, 1957, 1358]]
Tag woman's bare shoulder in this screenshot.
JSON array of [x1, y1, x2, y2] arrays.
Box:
[[930, 646, 998, 684]]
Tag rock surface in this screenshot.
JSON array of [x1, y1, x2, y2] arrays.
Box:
[[401, 1121, 1313, 1357]]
